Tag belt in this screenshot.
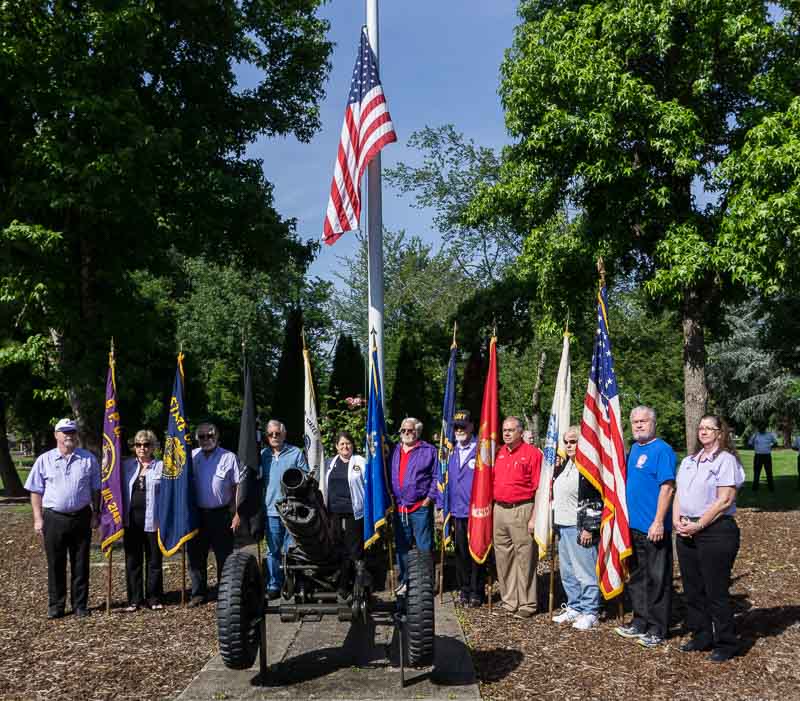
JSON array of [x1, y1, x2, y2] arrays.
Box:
[[199, 504, 231, 512], [680, 515, 734, 525], [494, 498, 534, 509], [45, 506, 91, 517]]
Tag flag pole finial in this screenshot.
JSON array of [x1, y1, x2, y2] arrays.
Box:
[[565, 309, 570, 335], [110, 337, 115, 356], [597, 257, 606, 287], [451, 320, 458, 349]]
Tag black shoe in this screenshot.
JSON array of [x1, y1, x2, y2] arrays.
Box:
[[680, 638, 712, 653], [457, 592, 470, 606], [188, 595, 205, 608], [74, 608, 91, 618], [47, 609, 65, 620], [266, 589, 281, 601], [709, 648, 736, 663]]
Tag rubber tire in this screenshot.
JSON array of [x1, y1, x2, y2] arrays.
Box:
[[405, 547, 435, 667], [217, 550, 264, 670]]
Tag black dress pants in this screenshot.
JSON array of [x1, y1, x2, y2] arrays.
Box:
[[676, 518, 741, 655], [627, 528, 673, 638], [43, 507, 91, 615], [331, 512, 364, 593], [752, 454, 774, 491], [124, 508, 163, 606], [453, 517, 485, 599], [187, 506, 234, 598]]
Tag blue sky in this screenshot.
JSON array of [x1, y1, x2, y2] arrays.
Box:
[[240, 2, 520, 282]]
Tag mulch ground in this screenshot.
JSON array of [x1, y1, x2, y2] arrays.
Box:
[[461, 508, 800, 700], [1, 508, 799, 700]]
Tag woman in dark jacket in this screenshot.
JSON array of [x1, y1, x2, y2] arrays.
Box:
[[551, 425, 603, 630]]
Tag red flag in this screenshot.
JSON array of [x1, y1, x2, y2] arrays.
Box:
[[468, 336, 498, 564], [322, 27, 397, 245], [575, 284, 632, 598]]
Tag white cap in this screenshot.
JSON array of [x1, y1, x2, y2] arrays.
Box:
[[54, 418, 78, 433]]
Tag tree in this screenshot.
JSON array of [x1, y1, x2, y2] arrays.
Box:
[[328, 334, 366, 406], [472, 0, 799, 450], [389, 335, 434, 437], [0, 1, 332, 445], [273, 307, 305, 448]]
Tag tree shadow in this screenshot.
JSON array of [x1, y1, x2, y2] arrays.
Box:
[[469, 647, 525, 683], [735, 604, 800, 654], [736, 475, 800, 511]]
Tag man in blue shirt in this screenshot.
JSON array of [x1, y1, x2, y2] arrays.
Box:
[[25, 418, 101, 619], [749, 426, 778, 492], [261, 419, 308, 598], [615, 406, 676, 648]]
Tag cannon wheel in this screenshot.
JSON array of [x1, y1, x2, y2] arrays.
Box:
[[405, 548, 435, 667], [217, 550, 264, 670]]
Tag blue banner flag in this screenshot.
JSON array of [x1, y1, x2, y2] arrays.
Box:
[[158, 352, 199, 556], [437, 339, 457, 546], [363, 345, 391, 548]]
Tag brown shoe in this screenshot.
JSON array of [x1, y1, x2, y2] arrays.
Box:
[[188, 595, 205, 608], [513, 609, 535, 619]]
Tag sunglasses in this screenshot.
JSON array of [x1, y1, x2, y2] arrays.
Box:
[[564, 439, 578, 445], [400, 428, 416, 434], [134, 442, 152, 448], [267, 431, 282, 438], [197, 433, 215, 440]]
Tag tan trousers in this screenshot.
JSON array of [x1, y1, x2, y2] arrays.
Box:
[[493, 501, 538, 614]]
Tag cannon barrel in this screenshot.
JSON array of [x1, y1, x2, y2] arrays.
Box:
[[276, 468, 336, 565]]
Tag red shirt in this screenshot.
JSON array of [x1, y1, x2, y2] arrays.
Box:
[[493, 441, 543, 504], [398, 443, 426, 514]]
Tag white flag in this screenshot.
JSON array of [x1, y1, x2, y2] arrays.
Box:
[[303, 349, 326, 497], [533, 334, 571, 559]]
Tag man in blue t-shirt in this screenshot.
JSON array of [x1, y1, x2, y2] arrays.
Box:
[[614, 406, 676, 648]]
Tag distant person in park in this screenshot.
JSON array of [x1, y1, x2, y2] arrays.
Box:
[[444, 409, 485, 607], [24, 418, 100, 619], [551, 425, 602, 630], [187, 422, 241, 607], [261, 419, 308, 599], [493, 415, 543, 618], [321, 431, 366, 600], [793, 434, 800, 490], [674, 414, 745, 662], [615, 406, 676, 648], [749, 425, 777, 492], [390, 416, 439, 595], [122, 429, 164, 611]]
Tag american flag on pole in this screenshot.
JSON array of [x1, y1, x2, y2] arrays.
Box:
[[322, 26, 397, 246], [574, 283, 632, 599]]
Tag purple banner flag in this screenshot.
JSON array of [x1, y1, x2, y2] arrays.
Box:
[[100, 349, 125, 554]]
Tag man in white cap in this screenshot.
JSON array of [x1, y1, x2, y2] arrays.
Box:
[[25, 418, 101, 619]]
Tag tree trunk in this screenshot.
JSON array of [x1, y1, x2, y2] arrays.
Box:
[[782, 415, 793, 448], [529, 351, 547, 443], [682, 290, 708, 454], [0, 396, 26, 497]]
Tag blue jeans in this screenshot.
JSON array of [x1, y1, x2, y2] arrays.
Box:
[[265, 515, 289, 592], [394, 506, 433, 584], [556, 525, 600, 615]]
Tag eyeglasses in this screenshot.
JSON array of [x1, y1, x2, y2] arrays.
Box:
[[134, 442, 152, 448], [564, 439, 578, 445], [267, 431, 283, 438], [400, 428, 416, 434], [197, 433, 215, 440], [698, 426, 720, 432]]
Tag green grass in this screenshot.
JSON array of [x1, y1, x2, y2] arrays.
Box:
[[0, 457, 30, 491], [734, 448, 799, 510]]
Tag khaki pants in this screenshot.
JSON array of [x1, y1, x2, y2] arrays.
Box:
[[493, 502, 538, 614]]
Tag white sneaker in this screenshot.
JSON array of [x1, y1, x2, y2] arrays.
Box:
[[394, 583, 407, 596], [552, 605, 580, 624], [573, 613, 599, 630]]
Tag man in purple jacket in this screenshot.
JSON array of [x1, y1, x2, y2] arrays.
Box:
[[445, 409, 485, 607], [391, 416, 439, 594]]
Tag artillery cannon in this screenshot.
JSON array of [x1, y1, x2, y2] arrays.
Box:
[[216, 467, 435, 683]]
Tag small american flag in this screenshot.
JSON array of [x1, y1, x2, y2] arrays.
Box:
[[575, 284, 632, 599], [323, 26, 397, 246]]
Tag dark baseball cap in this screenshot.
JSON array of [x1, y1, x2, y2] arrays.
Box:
[[453, 410, 472, 428]]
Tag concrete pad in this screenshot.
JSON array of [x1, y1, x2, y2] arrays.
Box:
[[177, 593, 481, 700]]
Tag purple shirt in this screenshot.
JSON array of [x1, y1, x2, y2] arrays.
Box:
[[448, 439, 477, 518], [25, 447, 101, 512], [192, 447, 240, 509], [390, 441, 439, 508], [676, 450, 745, 517]]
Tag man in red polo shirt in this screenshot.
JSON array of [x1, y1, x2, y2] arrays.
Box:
[[493, 415, 543, 617]]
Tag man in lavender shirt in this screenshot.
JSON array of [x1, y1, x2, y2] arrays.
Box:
[[187, 422, 241, 606], [25, 418, 101, 619]]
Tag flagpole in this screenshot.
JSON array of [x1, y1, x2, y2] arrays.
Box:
[[366, 0, 385, 406]]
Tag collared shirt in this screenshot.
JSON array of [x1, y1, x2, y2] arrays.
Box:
[[261, 443, 308, 516], [192, 446, 240, 509], [626, 437, 676, 533], [677, 450, 745, 517], [493, 441, 542, 504], [25, 447, 101, 512], [749, 432, 777, 454], [390, 440, 439, 509]]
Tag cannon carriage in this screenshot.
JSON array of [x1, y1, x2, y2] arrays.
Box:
[[216, 467, 435, 682]]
